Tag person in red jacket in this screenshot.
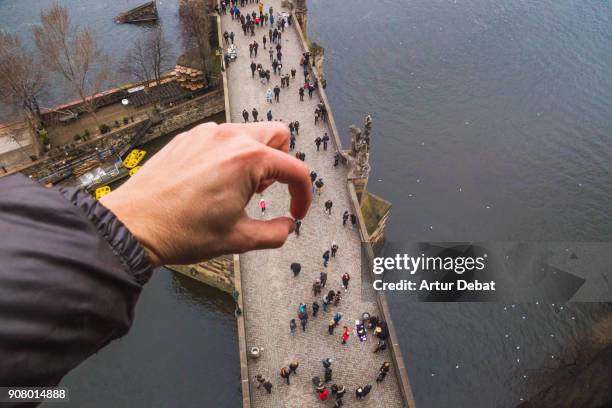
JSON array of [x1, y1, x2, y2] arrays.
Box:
[[318, 387, 329, 401], [341, 325, 350, 345]]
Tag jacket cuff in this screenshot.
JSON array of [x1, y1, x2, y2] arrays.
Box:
[[59, 187, 153, 286]]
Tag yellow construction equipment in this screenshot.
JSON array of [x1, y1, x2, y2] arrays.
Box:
[[129, 166, 141, 176], [95, 186, 111, 200], [123, 149, 146, 169]]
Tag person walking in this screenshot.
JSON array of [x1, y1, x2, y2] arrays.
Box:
[[334, 385, 346, 407], [334, 151, 340, 166], [324, 366, 333, 383], [242, 109, 249, 122], [342, 272, 350, 292], [262, 35, 267, 49], [341, 326, 350, 344], [362, 385, 372, 398], [223, 31, 229, 44], [320, 271, 327, 288], [259, 198, 266, 214], [322, 358, 333, 369], [336, 385, 346, 400], [322, 132, 330, 150], [299, 311, 308, 331], [253, 41, 258, 57], [273, 85, 280, 102], [289, 319, 297, 336], [269, 48, 274, 62], [267, 110, 272, 121], [328, 319, 335, 335], [318, 386, 329, 401], [333, 311, 342, 326], [289, 134, 296, 150], [314, 108, 320, 124], [266, 88, 273, 103], [290, 262, 301, 277], [280, 366, 291, 385], [289, 361, 299, 375], [294, 219, 301, 235], [376, 361, 391, 382], [324, 199, 333, 215], [334, 291, 342, 306], [322, 249, 330, 267], [315, 136, 322, 151], [312, 301, 320, 317], [331, 242, 338, 257], [309, 172, 317, 195], [374, 339, 387, 353], [323, 294, 330, 312], [255, 374, 266, 389], [331, 384, 339, 396], [299, 87, 304, 101], [252, 107, 258, 121], [250, 61, 257, 78], [308, 84, 314, 98], [263, 379, 273, 394], [294, 120, 300, 135], [342, 210, 349, 227], [291, 67, 296, 80], [350, 213, 357, 228], [229, 31, 235, 44], [356, 386, 364, 400], [313, 279, 321, 296]]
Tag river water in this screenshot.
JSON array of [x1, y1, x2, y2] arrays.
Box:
[[307, 0, 611, 406], [2, 0, 611, 407]]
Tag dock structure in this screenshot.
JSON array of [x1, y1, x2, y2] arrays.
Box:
[[115, 1, 158, 24], [219, 3, 415, 407]]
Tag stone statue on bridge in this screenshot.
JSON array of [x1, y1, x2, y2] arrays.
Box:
[[348, 115, 373, 178]]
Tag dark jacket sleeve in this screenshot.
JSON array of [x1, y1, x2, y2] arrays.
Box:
[[0, 174, 152, 388]]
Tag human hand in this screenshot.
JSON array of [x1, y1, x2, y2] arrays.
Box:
[[100, 122, 311, 266]]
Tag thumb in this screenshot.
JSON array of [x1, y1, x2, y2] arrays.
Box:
[[234, 216, 295, 251]]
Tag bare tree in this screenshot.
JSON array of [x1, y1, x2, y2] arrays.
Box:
[[0, 31, 46, 126], [121, 25, 171, 86], [179, 0, 212, 70], [32, 4, 110, 123]]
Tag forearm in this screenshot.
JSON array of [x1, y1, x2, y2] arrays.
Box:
[[0, 174, 152, 387]]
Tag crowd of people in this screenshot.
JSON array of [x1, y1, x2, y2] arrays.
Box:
[[220, 0, 396, 404]]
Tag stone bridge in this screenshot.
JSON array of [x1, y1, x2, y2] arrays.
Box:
[[219, 2, 416, 407]]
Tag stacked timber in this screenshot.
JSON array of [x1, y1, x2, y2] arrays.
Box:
[[115, 1, 159, 24]]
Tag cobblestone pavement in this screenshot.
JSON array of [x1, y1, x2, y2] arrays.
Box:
[[220, 4, 404, 407]]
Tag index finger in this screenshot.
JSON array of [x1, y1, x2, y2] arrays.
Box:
[[223, 122, 290, 152], [260, 146, 312, 219]]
